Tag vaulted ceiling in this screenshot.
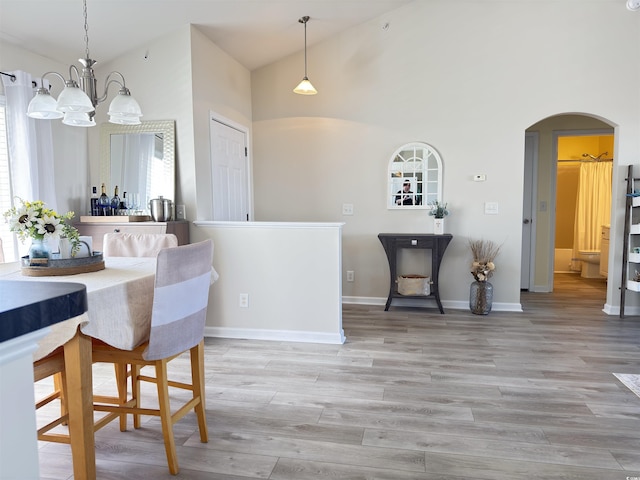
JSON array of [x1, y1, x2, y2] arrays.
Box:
[[0, 0, 415, 71]]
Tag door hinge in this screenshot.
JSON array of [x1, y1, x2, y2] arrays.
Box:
[[245, 147, 248, 156]]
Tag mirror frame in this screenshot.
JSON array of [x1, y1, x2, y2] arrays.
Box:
[[100, 120, 176, 205], [387, 142, 443, 210]]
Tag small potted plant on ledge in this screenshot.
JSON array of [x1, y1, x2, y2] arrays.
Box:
[[428, 200, 449, 234]]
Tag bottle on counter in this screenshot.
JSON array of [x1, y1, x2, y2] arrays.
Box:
[[119, 191, 128, 214], [98, 183, 111, 216], [90, 186, 99, 216], [110, 186, 121, 216]]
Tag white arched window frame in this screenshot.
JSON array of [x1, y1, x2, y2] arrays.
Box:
[[387, 142, 443, 210]]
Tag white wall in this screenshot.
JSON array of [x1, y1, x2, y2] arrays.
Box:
[[250, 0, 640, 310], [90, 24, 253, 226], [189, 26, 253, 222], [192, 222, 345, 343]]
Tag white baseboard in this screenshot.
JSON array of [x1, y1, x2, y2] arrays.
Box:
[[342, 296, 523, 312], [443, 300, 523, 312], [341, 296, 385, 305], [204, 326, 345, 344], [605, 303, 640, 316]]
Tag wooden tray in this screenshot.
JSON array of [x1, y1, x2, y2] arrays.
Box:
[[21, 252, 105, 276]]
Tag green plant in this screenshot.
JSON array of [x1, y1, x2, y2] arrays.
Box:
[[428, 200, 449, 218]]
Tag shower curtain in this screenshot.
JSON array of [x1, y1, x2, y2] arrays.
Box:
[[572, 161, 612, 270]]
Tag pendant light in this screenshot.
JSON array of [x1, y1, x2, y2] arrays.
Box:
[[628, 0, 640, 10], [26, 0, 142, 126], [293, 16, 318, 95]]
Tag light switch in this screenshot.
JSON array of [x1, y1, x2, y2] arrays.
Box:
[[484, 202, 499, 215], [473, 174, 486, 182]]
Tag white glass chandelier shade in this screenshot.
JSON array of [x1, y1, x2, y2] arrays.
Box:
[[26, 88, 64, 119], [24, 0, 142, 127], [62, 112, 96, 127], [108, 88, 142, 123], [108, 115, 142, 125], [56, 81, 94, 113], [293, 16, 318, 95], [628, 0, 640, 11]]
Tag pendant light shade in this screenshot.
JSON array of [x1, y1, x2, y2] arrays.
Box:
[[108, 87, 142, 125], [62, 111, 96, 127], [26, 0, 142, 126], [294, 77, 317, 95], [56, 81, 94, 113], [27, 88, 63, 119], [293, 16, 317, 95]]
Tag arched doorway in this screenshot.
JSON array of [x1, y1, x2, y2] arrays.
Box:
[[522, 113, 615, 300]]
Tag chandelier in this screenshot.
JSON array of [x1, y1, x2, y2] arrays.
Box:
[[26, 0, 142, 127]]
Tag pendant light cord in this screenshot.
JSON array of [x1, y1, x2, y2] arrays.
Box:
[[304, 19, 308, 77]]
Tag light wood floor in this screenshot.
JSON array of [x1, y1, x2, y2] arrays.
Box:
[[37, 273, 640, 479]]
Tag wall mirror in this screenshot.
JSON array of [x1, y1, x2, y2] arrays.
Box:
[[388, 142, 443, 209], [100, 120, 176, 212]]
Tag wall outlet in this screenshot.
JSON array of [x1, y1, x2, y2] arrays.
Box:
[[239, 293, 249, 308], [342, 203, 354, 215], [346, 270, 355, 282], [176, 204, 186, 220]]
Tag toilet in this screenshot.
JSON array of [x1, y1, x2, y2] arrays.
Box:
[[578, 250, 601, 278]]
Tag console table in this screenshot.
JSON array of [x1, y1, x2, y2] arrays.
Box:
[[378, 233, 453, 313]]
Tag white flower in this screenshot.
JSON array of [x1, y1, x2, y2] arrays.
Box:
[[8, 204, 37, 234], [36, 214, 63, 239]]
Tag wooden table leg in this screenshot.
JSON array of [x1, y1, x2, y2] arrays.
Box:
[[63, 329, 96, 480]]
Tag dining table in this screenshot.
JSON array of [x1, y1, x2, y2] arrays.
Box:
[[0, 256, 157, 480]]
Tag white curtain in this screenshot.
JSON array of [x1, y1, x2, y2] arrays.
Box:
[[572, 161, 612, 267], [0, 70, 57, 209]]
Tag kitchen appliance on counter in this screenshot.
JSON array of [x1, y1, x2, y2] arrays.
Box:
[[149, 196, 173, 222]]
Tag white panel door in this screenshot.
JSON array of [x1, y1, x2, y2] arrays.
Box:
[[210, 118, 248, 221]]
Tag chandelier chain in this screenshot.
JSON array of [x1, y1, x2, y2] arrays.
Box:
[[83, 0, 90, 59]]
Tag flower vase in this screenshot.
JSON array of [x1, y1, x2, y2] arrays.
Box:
[[434, 217, 445, 235], [469, 280, 493, 315], [29, 238, 50, 266]]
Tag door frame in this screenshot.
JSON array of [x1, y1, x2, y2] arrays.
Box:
[[522, 132, 538, 291], [547, 128, 614, 291], [209, 111, 253, 221]]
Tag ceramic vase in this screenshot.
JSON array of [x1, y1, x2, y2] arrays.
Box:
[[434, 217, 445, 235], [469, 280, 493, 315]]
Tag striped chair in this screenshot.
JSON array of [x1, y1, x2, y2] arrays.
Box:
[[92, 239, 214, 474]]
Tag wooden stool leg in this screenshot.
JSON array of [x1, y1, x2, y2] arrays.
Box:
[[114, 363, 128, 431], [191, 341, 208, 443], [132, 365, 142, 429], [53, 372, 68, 425], [156, 359, 178, 475]]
